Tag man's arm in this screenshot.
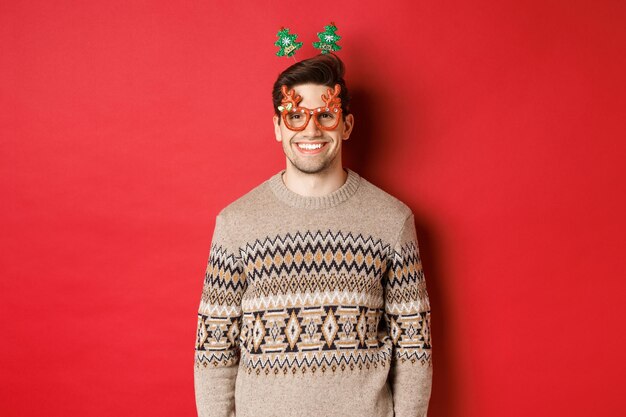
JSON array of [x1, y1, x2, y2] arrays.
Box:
[[384, 213, 433, 417], [194, 213, 246, 417]]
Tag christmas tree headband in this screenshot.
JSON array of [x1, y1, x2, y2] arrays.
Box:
[[275, 22, 341, 58]]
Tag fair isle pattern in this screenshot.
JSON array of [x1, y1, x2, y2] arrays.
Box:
[[242, 306, 385, 353], [195, 346, 239, 368], [240, 230, 390, 311], [195, 230, 431, 373], [241, 230, 389, 283], [195, 313, 241, 368], [199, 244, 246, 316], [244, 273, 385, 310], [241, 345, 392, 376], [385, 240, 432, 366], [238, 304, 391, 375], [195, 243, 245, 368]]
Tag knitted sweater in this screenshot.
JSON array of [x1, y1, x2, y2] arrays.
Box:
[[194, 168, 432, 417]]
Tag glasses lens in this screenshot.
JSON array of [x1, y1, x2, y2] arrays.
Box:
[[316, 111, 339, 129], [285, 110, 308, 129]]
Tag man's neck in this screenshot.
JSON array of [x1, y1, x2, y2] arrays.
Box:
[[282, 165, 348, 198]]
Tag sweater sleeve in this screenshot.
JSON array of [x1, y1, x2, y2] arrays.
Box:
[[384, 213, 433, 417], [194, 213, 247, 417]]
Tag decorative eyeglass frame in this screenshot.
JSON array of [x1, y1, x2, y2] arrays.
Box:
[[278, 84, 343, 131]]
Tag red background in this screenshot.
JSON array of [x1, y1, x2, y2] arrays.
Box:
[[1, 1, 625, 416]]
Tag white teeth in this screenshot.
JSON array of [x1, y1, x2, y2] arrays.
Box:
[[297, 143, 324, 150]]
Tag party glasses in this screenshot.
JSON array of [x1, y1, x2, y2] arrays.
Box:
[[278, 84, 343, 131]]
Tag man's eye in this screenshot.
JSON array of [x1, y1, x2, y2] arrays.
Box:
[[289, 114, 302, 120], [319, 112, 335, 119]]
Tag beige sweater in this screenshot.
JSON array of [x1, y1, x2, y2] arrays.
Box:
[[194, 168, 432, 417]]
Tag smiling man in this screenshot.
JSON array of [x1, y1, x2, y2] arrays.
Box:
[[194, 54, 433, 417], [273, 81, 353, 186]]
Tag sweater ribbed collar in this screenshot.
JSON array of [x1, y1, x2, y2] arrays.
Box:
[[268, 168, 361, 209]]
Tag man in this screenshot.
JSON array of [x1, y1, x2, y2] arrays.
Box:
[[194, 53, 432, 417]]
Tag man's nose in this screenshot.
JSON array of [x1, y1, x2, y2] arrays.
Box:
[[302, 115, 322, 136]]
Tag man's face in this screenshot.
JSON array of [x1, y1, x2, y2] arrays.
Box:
[[273, 83, 354, 175]]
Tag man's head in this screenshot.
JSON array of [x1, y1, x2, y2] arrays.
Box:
[[272, 54, 354, 175], [272, 53, 351, 120]]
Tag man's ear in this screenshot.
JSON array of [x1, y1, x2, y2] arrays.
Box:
[[273, 114, 282, 142], [342, 114, 354, 140]]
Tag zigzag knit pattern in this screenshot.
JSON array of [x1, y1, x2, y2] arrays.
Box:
[[195, 230, 431, 374]]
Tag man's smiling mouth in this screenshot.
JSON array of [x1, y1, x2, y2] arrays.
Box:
[[298, 143, 324, 149], [295, 142, 328, 153]]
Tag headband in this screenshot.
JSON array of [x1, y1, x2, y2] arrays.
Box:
[[275, 22, 342, 59]]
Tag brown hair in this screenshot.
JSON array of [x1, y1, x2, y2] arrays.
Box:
[[272, 53, 350, 121]]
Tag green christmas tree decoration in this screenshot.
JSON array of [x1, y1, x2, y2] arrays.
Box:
[[313, 22, 342, 54], [275, 27, 303, 57]]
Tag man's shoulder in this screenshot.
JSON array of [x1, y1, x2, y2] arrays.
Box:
[[357, 174, 413, 220]]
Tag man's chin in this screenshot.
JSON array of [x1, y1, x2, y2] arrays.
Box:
[[289, 160, 331, 175], [295, 165, 327, 175]]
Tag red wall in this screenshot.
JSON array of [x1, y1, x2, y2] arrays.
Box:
[[1, 1, 624, 416]]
